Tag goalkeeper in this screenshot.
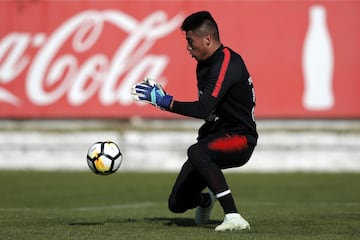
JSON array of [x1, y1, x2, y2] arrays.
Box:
[[132, 11, 258, 232]]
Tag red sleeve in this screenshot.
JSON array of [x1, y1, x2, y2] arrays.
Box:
[[212, 48, 231, 97]]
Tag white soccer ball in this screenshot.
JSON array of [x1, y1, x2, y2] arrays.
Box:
[[86, 141, 122, 175]]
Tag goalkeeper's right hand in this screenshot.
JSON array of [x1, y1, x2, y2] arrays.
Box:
[[131, 78, 173, 110]]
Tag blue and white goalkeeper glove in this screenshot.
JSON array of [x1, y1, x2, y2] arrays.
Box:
[[131, 78, 173, 110]]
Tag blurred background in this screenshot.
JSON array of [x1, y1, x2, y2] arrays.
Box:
[[0, 0, 359, 172]]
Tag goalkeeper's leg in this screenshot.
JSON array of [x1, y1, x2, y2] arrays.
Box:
[[187, 143, 239, 214], [168, 161, 209, 214], [187, 133, 255, 231]]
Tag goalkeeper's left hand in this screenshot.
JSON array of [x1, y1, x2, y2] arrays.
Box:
[[131, 78, 173, 110]]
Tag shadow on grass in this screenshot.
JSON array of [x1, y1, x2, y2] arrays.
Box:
[[69, 222, 105, 226], [69, 218, 136, 226], [69, 217, 219, 229], [145, 217, 219, 229]]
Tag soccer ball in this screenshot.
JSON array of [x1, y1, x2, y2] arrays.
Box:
[[86, 141, 122, 175]]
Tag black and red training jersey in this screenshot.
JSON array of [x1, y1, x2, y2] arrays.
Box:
[[172, 45, 258, 145]]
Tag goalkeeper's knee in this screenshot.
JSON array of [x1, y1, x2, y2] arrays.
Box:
[[168, 194, 187, 213]]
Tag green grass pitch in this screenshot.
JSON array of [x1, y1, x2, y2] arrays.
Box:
[[0, 171, 359, 240]]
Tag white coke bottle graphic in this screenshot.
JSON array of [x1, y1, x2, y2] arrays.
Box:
[[302, 5, 334, 110]]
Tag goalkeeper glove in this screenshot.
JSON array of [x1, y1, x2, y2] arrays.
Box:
[[131, 78, 173, 110]]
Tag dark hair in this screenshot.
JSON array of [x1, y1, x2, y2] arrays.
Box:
[[181, 11, 220, 41]]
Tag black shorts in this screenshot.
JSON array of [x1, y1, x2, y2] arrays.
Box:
[[191, 131, 255, 169]]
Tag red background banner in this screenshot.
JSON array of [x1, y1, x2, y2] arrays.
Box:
[[0, 0, 359, 119]]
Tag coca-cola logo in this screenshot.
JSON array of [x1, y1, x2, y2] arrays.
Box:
[[0, 10, 184, 106]]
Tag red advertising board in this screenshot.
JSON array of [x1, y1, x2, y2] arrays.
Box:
[[0, 0, 359, 118]]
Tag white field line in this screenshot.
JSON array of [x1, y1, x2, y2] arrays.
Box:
[[75, 202, 158, 211], [240, 201, 360, 207], [0, 201, 159, 212], [1, 201, 358, 212]]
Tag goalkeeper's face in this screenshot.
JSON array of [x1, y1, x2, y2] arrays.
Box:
[[185, 30, 210, 61]]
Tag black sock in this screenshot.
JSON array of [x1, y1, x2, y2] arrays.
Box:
[[199, 193, 211, 208], [218, 193, 238, 214]]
